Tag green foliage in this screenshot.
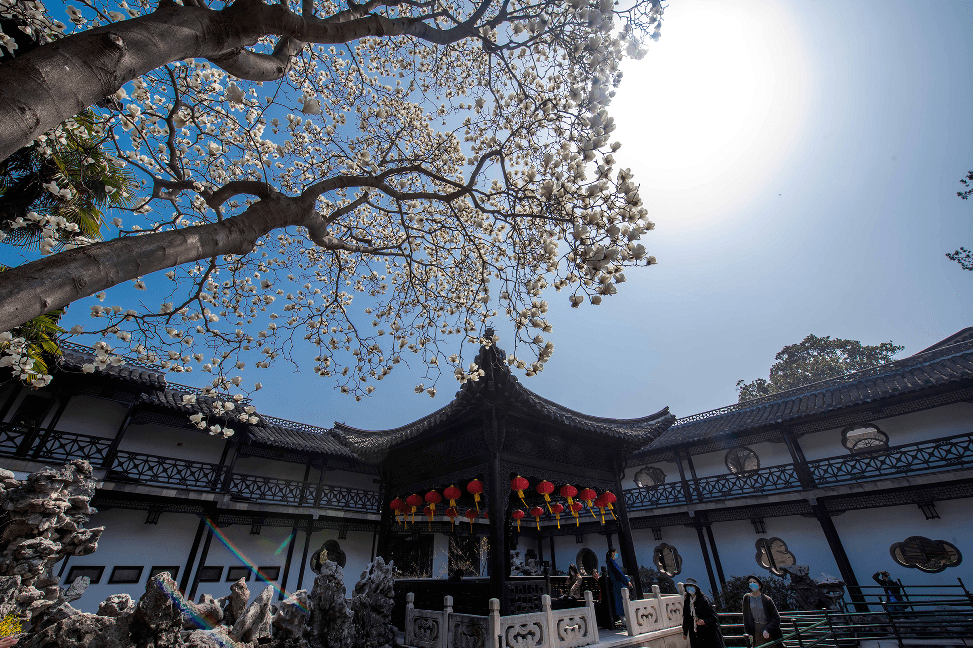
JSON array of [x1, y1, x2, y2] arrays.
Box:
[[736, 334, 903, 403], [639, 566, 677, 595], [948, 171, 973, 270], [959, 170, 973, 200], [0, 109, 133, 251], [717, 574, 797, 613]]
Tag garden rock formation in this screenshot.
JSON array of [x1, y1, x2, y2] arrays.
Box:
[[0, 461, 397, 648]]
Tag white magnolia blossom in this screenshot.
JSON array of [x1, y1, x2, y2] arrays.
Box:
[[0, 0, 665, 401]]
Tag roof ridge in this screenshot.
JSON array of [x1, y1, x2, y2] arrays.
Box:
[[675, 336, 973, 426]]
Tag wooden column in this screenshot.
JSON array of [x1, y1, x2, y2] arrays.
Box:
[[673, 450, 694, 503], [0, 384, 21, 423], [189, 522, 216, 601], [613, 458, 644, 598], [180, 516, 207, 594], [296, 520, 314, 591], [278, 522, 299, 600], [703, 522, 726, 588], [812, 503, 867, 612], [219, 440, 241, 492], [693, 518, 720, 601], [685, 454, 704, 502], [28, 391, 74, 460], [549, 534, 557, 573], [782, 429, 817, 488], [488, 452, 508, 614], [376, 468, 395, 562]]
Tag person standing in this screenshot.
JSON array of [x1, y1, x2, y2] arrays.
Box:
[[606, 549, 633, 625], [682, 578, 725, 648], [743, 576, 782, 647], [567, 564, 583, 599]]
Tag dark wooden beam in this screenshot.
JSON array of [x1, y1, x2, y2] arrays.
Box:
[[179, 516, 207, 594], [188, 521, 215, 601], [812, 503, 867, 612], [296, 520, 314, 591], [694, 518, 720, 601], [278, 522, 299, 601], [98, 402, 139, 469], [613, 457, 643, 598]]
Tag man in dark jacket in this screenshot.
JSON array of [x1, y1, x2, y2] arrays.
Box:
[[743, 576, 782, 646], [682, 578, 725, 648]]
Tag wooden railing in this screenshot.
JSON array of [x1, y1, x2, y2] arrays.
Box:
[[625, 430, 973, 511]]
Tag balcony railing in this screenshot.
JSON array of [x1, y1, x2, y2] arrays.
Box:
[[625, 430, 973, 512], [0, 422, 381, 513]]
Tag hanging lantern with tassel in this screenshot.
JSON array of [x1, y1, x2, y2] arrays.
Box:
[[406, 494, 423, 524], [579, 488, 598, 519], [511, 476, 529, 507], [390, 497, 406, 527], [443, 485, 462, 510], [425, 490, 442, 519], [529, 506, 544, 531], [536, 480, 555, 513], [467, 479, 483, 512], [445, 507, 458, 528], [423, 505, 434, 530], [602, 491, 618, 520], [550, 502, 565, 529], [464, 508, 476, 532], [593, 495, 607, 524], [559, 484, 578, 508], [569, 501, 584, 526], [511, 508, 525, 532]]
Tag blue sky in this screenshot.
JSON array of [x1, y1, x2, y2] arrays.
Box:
[[23, 0, 973, 431]]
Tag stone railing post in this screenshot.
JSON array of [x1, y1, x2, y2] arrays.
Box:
[[489, 598, 501, 648], [405, 592, 415, 646], [621, 587, 632, 635], [444, 594, 453, 615], [585, 590, 597, 641], [676, 582, 686, 597], [542, 593, 553, 648]]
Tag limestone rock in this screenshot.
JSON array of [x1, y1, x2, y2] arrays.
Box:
[[307, 561, 353, 648], [272, 589, 309, 642], [221, 578, 249, 627], [229, 584, 273, 643], [351, 557, 394, 648], [129, 572, 188, 647], [63, 576, 90, 603], [22, 612, 130, 648], [98, 593, 134, 618], [185, 593, 223, 629], [186, 627, 240, 648], [0, 575, 22, 619]]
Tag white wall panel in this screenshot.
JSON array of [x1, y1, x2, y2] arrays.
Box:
[[119, 422, 228, 463], [54, 396, 128, 439]]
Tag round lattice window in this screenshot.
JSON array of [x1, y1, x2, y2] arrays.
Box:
[[890, 536, 962, 574], [634, 466, 666, 489], [653, 544, 682, 577], [841, 424, 889, 453], [725, 447, 760, 475]]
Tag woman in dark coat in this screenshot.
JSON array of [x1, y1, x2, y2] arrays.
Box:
[[742, 576, 782, 646], [605, 549, 633, 624], [682, 578, 725, 648]]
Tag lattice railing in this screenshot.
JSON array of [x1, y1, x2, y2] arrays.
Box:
[[33, 431, 113, 464], [317, 484, 382, 512], [230, 473, 307, 504], [110, 451, 226, 489], [623, 431, 973, 511], [808, 431, 973, 486], [0, 423, 27, 455], [693, 463, 801, 500], [623, 482, 687, 511]]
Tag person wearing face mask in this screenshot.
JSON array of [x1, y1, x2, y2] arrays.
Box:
[[743, 576, 782, 647], [681, 578, 725, 648]]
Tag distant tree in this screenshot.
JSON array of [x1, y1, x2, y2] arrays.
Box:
[[638, 566, 677, 595], [947, 171, 972, 270], [736, 335, 903, 403]]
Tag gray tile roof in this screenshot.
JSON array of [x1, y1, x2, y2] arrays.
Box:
[[638, 332, 973, 455]]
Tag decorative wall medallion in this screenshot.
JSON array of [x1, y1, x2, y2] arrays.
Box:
[[412, 617, 439, 644], [504, 621, 544, 648]]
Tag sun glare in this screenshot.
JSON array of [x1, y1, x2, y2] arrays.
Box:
[[613, 1, 811, 214]]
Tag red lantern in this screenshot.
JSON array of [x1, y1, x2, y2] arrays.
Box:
[[511, 476, 529, 506], [579, 488, 598, 520], [464, 508, 477, 531], [593, 496, 607, 524], [559, 484, 578, 508], [467, 479, 484, 512], [425, 490, 442, 517], [569, 502, 584, 527], [550, 502, 565, 529], [444, 485, 462, 509], [445, 507, 458, 528], [602, 491, 618, 520], [536, 480, 555, 513], [483, 510, 489, 519], [529, 506, 545, 531], [406, 494, 423, 524], [511, 508, 525, 532], [423, 505, 434, 530], [390, 497, 406, 526]]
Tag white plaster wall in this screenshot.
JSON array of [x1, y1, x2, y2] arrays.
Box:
[[63, 508, 202, 613], [623, 460, 680, 490], [831, 500, 972, 589], [118, 422, 228, 463], [234, 456, 309, 482], [798, 403, 973, 461], [192, 522, 297, 603], [708, 516, 842, 585], [632, 525, 707, 593], [54, 395, 128, 439], [550, 532, 611, 577], [323, 469, 380, 490], [290, 528, 375, 593], [687, 441, 794, 479]]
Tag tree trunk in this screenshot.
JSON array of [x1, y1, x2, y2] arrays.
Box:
[[0, 194, 301, 333]]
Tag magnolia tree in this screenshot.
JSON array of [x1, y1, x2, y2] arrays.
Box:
[[0, 0, 663, 416]]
